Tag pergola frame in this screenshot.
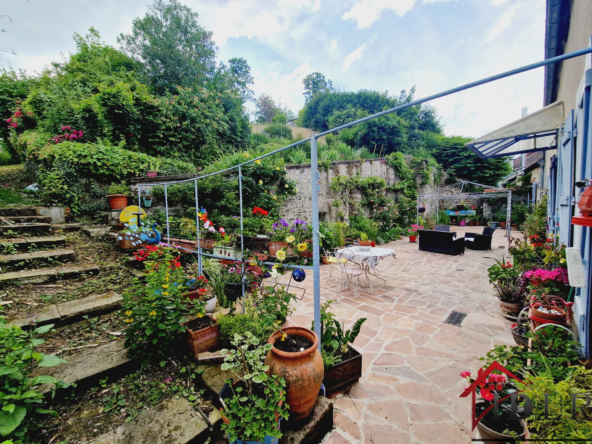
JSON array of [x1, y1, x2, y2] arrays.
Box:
[[418, 180, 512, 240], [133, 46, 592, 351]]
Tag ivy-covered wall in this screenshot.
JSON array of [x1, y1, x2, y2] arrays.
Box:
[[281, 154, 443, 223]]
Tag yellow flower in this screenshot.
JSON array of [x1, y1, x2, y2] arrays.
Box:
[[162, 284, 169, 289], [125, 310, 133, 316], [265, 190, 268, 193], [285, 184, 289, 188], [254, 159, 261, 165], [243, 153, 249, 158], [259, 180, 263, 185], [560, 258, 566, 264], [165, 277, 169, 282], [298, 242, 308, 252], [281, 332, 287, 341], [197, 312, 203, 318], [125, 318, 133, 323], [163, 292, 169, 296], [294, 188, 298, 193], [166, 273, 170, 277], [339, 258, 347, 263], [276, 250, 286, 262], [276, 167, 280, 171], [272, 196, 277, 200], [286, 235, 295, 243], [149, 310, 156, 316]]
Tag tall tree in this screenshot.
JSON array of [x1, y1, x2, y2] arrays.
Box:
[[227, 57, 254, 101], [255, 94, 277, 124], [117, 0, 217, 94], [303, 72, 332, 102]]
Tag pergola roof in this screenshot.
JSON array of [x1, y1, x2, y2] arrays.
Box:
[[418, 180, 510, 200], [466, 101, 564, 159]]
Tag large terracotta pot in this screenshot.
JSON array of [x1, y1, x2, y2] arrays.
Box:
[[265, 327, 324, 420], [107, 194, 128, 210], [578, 185, 592, 215], [499, 301, 522, 318]]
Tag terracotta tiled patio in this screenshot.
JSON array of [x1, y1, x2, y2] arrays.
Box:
[[282, 227, 519, 444]]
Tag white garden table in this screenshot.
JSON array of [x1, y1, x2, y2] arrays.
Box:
[[336, 246, 396, 287]]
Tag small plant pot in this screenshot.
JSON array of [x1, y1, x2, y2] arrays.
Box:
[[409, 235, 417, 243], [107, 194, 128, 210], [147, 171, 157, 177], [468, 222, 474, 226], [185, 315, 220, 357], [371, 241, 376, 247], [321, 256, 330, 265], [198, 238, 216, 250], [224, 282, 245, 301], [459, 220, 466, 226], [476, 222, 480, 226], [499, 301, 522, 319], [358, 240, 372, 246], [510, 323, 530, 348], [142, 198, 152, 208], [323, 345, 362, 393], [531, 303, 567, 322], [475, 402, 526, 443]]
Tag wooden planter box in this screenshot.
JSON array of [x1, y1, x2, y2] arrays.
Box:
[[323, 346, 362, 393], [186, 315, 220, 357]]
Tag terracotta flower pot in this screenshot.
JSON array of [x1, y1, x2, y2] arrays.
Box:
[[185, 315, 220, 357], [265, 327, 324, 420], [358, 240, 372, 246], [198, 238, 216, 250], [321, 256, 330, 265], [107, 194, 128, 210], [409, 235, 417, 243], [468, 222, 474, 226], [531, 302, 566, 322], [476, 222, 480, 226], [299, 239, 313, 258], [476, 413, 525, 443], [269, 241, 288, 258], [499, 301, 522, 318]]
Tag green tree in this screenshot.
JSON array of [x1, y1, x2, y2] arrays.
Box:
[[117, 0, 217, 94], [228, 57, 254, 101], [303, 72, 332, 102], [426, 133, 511, 185], [255, 94, 277, 124]]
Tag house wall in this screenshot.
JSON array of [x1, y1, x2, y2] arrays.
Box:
[[281, 158, 439, 222]]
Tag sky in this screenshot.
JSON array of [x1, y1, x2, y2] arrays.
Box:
[[1, 0, 548, 138]]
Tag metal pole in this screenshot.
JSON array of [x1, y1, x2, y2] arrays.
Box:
[[310, 135, 321, 351], [238, 166, 245, 310], [194, 180, 202, 275], [507, 190, 512, 248], [164, 184, 170, 243]]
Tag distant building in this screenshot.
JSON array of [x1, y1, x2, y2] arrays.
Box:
[[286, 118, 297, 128]]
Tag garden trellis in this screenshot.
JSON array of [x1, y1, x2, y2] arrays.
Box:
[[418, 179, 513, 240], [135, 46, 592, 351]]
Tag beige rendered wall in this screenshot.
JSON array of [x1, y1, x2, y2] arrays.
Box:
[[543, 0, 592, 190]]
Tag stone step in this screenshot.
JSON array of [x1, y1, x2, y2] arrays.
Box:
[[7, 291, 122, 328], [0, 236, 66, 251], [0, 249, 76, 270], [34, 340, 136, 394], [3, 215, 53, 224], [51, 222, 88, 232], [0, 264, 100, 286], [91, 397, 222, 444], [0, 223, 51, 235], [0, 207, 37, 217]]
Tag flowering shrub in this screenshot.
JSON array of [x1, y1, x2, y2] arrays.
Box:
[[6, 108, 33, 129], [50, 126, 84, 144], [407, 224, 423, 236], [123, 245, 204, 360], [252, 207, 268, 217], [197, 208, 226, 241], [487, 257, 524, 303], [269, 219, 290, 242], [524, 268, 566, 301]]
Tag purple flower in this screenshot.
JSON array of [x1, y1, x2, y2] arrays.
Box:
[[290, 228, 295, 233], [163, 377, 173, 383]]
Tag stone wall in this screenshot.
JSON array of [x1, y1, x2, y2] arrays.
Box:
[[281, 158, 438, 222]]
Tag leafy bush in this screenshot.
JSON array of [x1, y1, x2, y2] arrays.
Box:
[[107, 182, 130, 196], [217, 313, 270, 347], [250, 133, 269, 148], [0, 148, 14, 166], [0, 319, 68, 441], [264, 123, 292, 139]]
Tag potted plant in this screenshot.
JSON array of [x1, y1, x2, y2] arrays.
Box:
[[122, 245, 206, 360], [147, 158, 160, 177], [198, 209, 225, 250], [224, 264, 246, 303], [358, 232, 371, 247], [106, 182, 130, 210], [269, 219, 290, 258], [460, 372, 526, 442], [240, 208, 272, 253], [487, 258, 525, 319], [141, 189, 153, 208], [265, 326, 324, 420], [185, 314, 220, 357], [175, 217, 198, 253], [543, 244, 568, 283], [219, 332, 289, 444], [314, 300, 366, 393], [319, 222, 338, 264], [184, 275, 217, 313], [407, 224, 423, 243]]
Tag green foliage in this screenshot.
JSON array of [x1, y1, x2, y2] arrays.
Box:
[[523, 196, 547, 238], [107, 182, 130, 196], [250, 133, 269, 147], [348, 215, 379, 241], [0, 319, 67, 440], [220, 332, 289, 443], [0, 148, 14, 167], [303, 72, 332, 102], [425, 133, 511, 185], [122, 246, 205, 360], [218, 314, 271, 347], [518, 367, 592, 441], [264, 124, 292, 140]]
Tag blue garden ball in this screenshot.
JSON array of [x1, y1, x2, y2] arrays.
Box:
[[292, 268, 306, 282]]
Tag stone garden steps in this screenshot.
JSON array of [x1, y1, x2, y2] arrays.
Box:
[[0, 236, 66, 251], [0, 248, 76, 270], [51, 222, 89, 232], [0, 207, 37, 217], [0, 264, 100, 285], [7, 291, 122, 328], [2, 215, 53, 224], [0, 223, 51, 235]]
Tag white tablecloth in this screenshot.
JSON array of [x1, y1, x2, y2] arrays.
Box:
[[336, 247, 396, 269]]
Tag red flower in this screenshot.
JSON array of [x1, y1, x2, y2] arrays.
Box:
[[460, 371, 471, 378], [480, 388, 494, 402], [252, 207, 268, 216]]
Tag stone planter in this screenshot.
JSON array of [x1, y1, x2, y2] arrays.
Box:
[[185, 315, 220, 357], [323, 345, 362, 393], [265, 327, 324, 420]]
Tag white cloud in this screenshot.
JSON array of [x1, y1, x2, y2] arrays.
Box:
[[486, 4, 517, 41], [331, 39, 337, 51], [193, 0, 321, 46], [342, 34, 376, 72], [342, 0, 417, 29]]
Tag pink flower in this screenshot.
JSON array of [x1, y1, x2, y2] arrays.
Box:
[[208, 226, 215, 233], [480, 388, 494, 402], [6, 118, 11, 123], [163, 377, 173, 383], [460, 371, 471, 378], [11, 123, 17, 128], [70, 134, 78, 139], [61, 126, 71, 130]]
